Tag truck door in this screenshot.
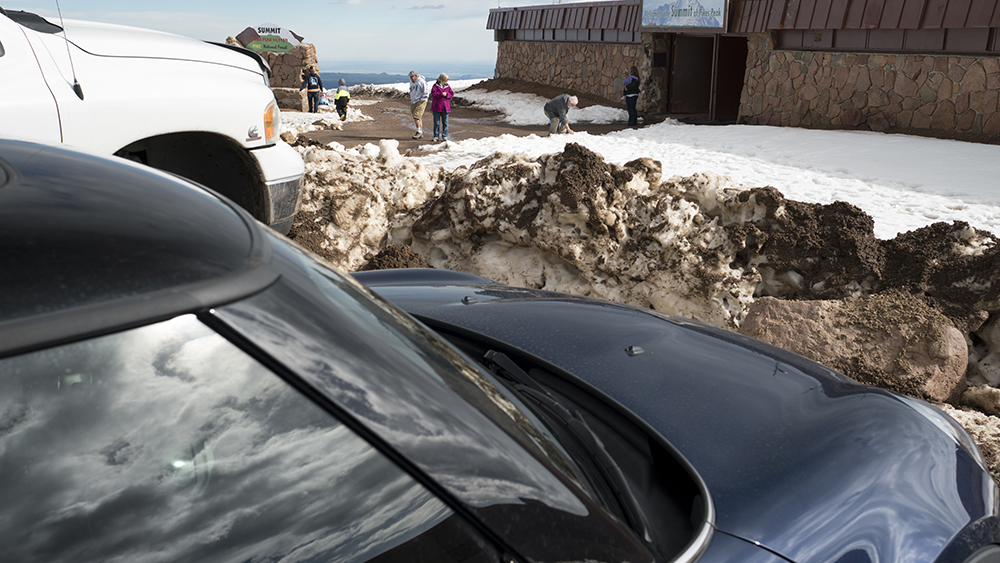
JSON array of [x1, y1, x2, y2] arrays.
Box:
[[0, 12, 62, 143]]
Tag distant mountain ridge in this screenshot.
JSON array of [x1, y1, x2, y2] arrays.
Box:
[[319, 71, 486, 87]]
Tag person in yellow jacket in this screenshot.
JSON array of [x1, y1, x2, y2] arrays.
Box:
[[333, 78, 350, 121]]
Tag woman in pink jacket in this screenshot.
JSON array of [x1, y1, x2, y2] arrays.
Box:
[[430, 73, 454, 142]]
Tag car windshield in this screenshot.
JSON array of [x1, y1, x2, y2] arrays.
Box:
[[295, 242, 600, 496], [215, 235, 610, 512]]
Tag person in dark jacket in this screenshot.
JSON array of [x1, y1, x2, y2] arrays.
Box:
[[300, 67, 324, 113], [622, 66, 642, 127], [334, 78, 351, 121], [543, 94, 577, 135]]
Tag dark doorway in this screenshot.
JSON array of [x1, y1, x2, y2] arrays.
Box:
[[714, 36, 749, 122], [669, 35, 713, 114]]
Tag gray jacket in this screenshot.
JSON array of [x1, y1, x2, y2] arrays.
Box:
[[544, 94, 572, 120], [409, 75, 429, 104]]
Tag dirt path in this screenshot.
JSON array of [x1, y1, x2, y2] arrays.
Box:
[[291, 78, 664, 154]]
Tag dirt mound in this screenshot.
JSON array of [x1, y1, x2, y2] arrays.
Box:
[[883, 222, 1000, 330], [738, 190, 882, 299], [359, 244, 429, 271]]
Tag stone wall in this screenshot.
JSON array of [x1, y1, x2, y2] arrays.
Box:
[[740, 33, 1000, 141], [262, 43, 318, 88], [496, 40, 646, 108], [638, 34, 668, 114], [225, 38, 317, 111], [272, 88, 307, 113]]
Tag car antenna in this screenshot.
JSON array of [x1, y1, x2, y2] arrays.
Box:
[[55, 0, 84, 100]]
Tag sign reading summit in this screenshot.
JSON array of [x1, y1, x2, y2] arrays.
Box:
[[236, 24, 303, 54], [642, 0, 726, 30]]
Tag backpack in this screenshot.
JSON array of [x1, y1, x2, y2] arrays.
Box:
[[624, 76, 640, 96]]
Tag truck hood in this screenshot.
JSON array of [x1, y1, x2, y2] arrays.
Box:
[[56, 17, 263, 76], [355, 269, 999, 563]]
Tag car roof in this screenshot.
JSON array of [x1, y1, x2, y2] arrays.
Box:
[[0, 139, 278, 358]]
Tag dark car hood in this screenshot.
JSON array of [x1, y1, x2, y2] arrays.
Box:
[[355, 269, 998, 563]]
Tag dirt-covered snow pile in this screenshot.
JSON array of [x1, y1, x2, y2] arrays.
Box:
[[287, 139, 1000, 479], [289, 139, 1000, 356], [289, 140, 446, 269], [348, 84, 408, 100], [410, 146, 762, 327], [413, 144, 999, 331]]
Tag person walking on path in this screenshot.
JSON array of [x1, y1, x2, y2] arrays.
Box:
[[408, 70, 429, 139], [334, 78, 351, 121], [430, 73, 454, 142], [300, 67, 324, 113], [543, 94, 577, 135], [622, 66, 642, 127]]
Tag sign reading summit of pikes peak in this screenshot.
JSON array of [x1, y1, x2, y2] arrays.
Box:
[[235, 24, 304, 54], [642, 0, 726, 29]]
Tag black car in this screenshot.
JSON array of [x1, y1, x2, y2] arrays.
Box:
[[0, 138, 998, 563]]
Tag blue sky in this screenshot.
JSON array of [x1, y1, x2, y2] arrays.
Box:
[[16, 0, 538, 75]]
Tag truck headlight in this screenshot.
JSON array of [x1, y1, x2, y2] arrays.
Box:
[[264, 100, 280, 144]]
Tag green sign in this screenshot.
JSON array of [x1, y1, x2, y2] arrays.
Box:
[[247, 36, 295, 53]]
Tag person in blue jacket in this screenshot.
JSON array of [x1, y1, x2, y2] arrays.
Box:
[[622, 66, 642, 127], [300, 67, 324, 113]]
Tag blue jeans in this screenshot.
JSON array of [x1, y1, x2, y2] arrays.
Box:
[[626, 95, 638, 126], [307, 91, 320, 113], [433, 111, 449, 139]]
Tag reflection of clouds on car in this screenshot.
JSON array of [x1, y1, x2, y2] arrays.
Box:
[[0, 316, 459, 563], [219, 255, 591, 515]]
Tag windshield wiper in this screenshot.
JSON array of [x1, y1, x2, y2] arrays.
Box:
[[483, 350, 653, 543]]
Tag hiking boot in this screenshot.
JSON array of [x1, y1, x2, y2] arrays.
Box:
[[412, 133, 422, 139]]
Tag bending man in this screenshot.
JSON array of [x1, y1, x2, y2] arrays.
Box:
[[543, 94, 578, 135]]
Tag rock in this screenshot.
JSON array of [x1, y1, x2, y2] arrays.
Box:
[[939, 404, 1000, 480], [739, 293, 968, 403], [970, 315, 1000, 386], [273, 87, 306, 112], [963, 385, 1000, 416]]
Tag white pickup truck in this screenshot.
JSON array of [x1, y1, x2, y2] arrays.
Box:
[[0, 7, 304, 233]]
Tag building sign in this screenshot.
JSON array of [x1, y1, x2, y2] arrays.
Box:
[[642, 0, 726, 30], [235, 24, 304, 54]]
